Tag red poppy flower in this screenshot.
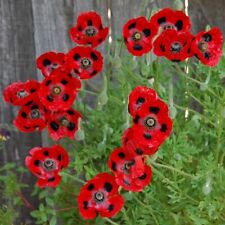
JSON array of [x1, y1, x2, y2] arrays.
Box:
[[70, 11, 109, 48], [150, 8, 191, 34], [3, 80, 40, 106], [191, 28, 223, 66], [14, 95, 48, 132], [64, 46, 103, 80], [116, 165, 152, 192], [123, 17, 157, 56], [122, 128, 158, 156], [36, 52, 65, 77], [107, 147, 151, 192], [132, 98, 173, 149], [77, 173, 124, 219], [153, 29, 193, 61], [128, 86, 157, 116], [47, 108, 82, 141], [25, 145, 69, 188], [38, 69, 81, 111]]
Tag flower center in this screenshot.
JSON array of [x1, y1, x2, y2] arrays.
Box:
[[52, 86, 61, 95], [198, 41, 208, 52], [132, 32, 142, 41], [123, 160, 135, 174], [163, 24, 175, 30], [94, 192, 104, 203], [60, 117, 69, 126], [30, 109, 40, 119], [81, 58, 92, 69], [85, 27, 96, 37], [171, 42, 182, 53], [17, 90, 28, 98], [43, 159, 56, 171], [144, 117, 156, 129]]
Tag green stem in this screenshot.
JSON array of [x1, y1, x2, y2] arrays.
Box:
[[104, 217, 120, 225], [122, 208, 133, 225], [81, 89, 98, 96], [60, 172, 86, 184]]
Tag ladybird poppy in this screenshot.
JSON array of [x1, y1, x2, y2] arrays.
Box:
[[13, 95, 48, 132], [150, 8, 191, 34], [70, 11, 109, 48], [25, 145, 69, 188], [38, 69, 81, 111], [153, 29, 193, 62], [122, 128, 159, 156], [3, 80, 40, 106], [47, 108, 82, 141], [77, 173, 124, 219], [191, 27, 223, 66], [36, 52, 65, 77], [65, 46, 103, 80], [132, 98, 173, 149], [128, 86, 158, 116], [123, 16, 157, 56]]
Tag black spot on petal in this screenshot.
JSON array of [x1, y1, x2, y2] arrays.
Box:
[[128, 22, 136, 30], [50, 121, 59, 131], [143, 133, 151, 140], [112, 161, 117, 171], [31, 105, 38, 110], [133, 115, 140, 124], [108, 204, 114, 212], [34, 160, 41, 166], [58, 154, 62, 161], [67, 122, 75, 131], [160, 124, 167, 133], [98, 38, 103, 43], [204, 52, 211, 60], [149, 106, 160, 114], [99, 24, 103, 30], [175, 20, 183, 31], [139, 173, 147, 180], [160, 44, 165, 52], [143, 28, 151, 37], [202, 33, 212, 42], [135, 148, 143, 155], [21, 112, 27, 118], [30, 88, 36, 93], [87, 20, 93, 26], [90, 52, 98, 61], [133, 45, 143, 51], [73, 54, 81, 61], [25, 101, 33, 106], [104, 182, 113, 192], [45, 80, 52, 86], [157, 17, 166, 25], [87, 183, 94, 191], [118, 152, 125, 159], [48, 177, 55, 182], [62, 94, 69, 101], [43, 59, 51, 66], [90, 70, 97, 76], [67, 110, 74, 115], [83, 201, 88, 209], [136, 97, 145, 105], [78, 26, 82, 31], [47, 95, 54, 102], [61, 79, 68, 85], [43, 151, 49, 156]]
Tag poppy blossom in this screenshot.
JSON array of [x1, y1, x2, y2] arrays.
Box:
[[153, 29, 193, 62], [150, 8, 191, 34], [122, 128, 159, 156], [107, 147, 151, 192], [191, 27, 223, 66], [123, 16, 157, 56], [14, 95, 48, 132], [47, 108, 82, 141], [25, 145, 69, 188], [65, 46, 103, 80], [132, 98, 173, 149], [77, 173, 124, 219], [3, 80, 40, 106], [36, 52, 65, 77], [38, 69, 81, 111], [128, 86, 158, 116], [70, 11, 109, 48]]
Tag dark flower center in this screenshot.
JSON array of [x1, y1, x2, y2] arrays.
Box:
[[163, 23, 175, 30], [81, 58, 92, 69], [60, 117, 69, 126], [123, 160, 135, 174], [43, 159, 56, 171], [132, 32, 142, 41], [30, 109, 40, 119], [85, 27, 96, 37], [52, 86, 62, 95], [17, 90, 28, 98], [94, 192, 104, 203], [144, 117, 156, 129], [171, 42, 182, 53], [198, 41, 208, 52]]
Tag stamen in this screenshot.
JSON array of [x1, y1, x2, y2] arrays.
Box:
[[144, 117, 156, 129], [85, 27, 96, 37], [43, 159, 56, 171], [52, 86, 61, 95], [81, 58, 92, 69], [94, 192, 104, 202], [198, 42, 208, 52], [60, 117, 69, 126], [132, 32, 142, 41], [171, 42, 182, 53], [17, 90, 28, 98], [30, 109, 40, 119]]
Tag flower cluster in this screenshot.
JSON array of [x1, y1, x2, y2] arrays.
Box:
[[77, 86, 172, 219], [123, 8, 223, 66], [3, 11, 108, 141], [2, 11, 108, 188]]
